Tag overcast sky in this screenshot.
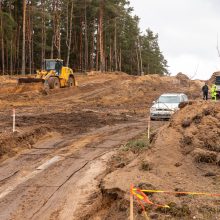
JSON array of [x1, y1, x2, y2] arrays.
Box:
[[129, 0, 220, 80]]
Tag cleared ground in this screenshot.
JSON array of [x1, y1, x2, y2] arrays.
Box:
[[1, 72, 216, 220]]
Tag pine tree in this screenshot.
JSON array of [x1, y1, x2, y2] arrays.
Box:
[[141, 29, 169, 75]]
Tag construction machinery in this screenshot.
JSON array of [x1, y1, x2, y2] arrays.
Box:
[[18, 59, 76, 90], [210, 72, 220, 98], [215, 75, 220, 98]]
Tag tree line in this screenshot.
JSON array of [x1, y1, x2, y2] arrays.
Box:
[[0, 0, 169, 75]]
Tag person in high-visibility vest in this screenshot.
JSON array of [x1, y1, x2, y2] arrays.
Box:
[[211, 84, 217, 101]]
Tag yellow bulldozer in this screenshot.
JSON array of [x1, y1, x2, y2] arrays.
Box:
[[18, 59, 77, 90]]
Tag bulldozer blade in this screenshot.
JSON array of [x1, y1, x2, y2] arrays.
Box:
[[18, 78, 45, 84]]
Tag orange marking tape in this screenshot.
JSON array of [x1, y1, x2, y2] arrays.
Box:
[[131, 186, 170, 208], [131, 186, 220, 211], [131, 189, 150, 220], [133, 189, 220, 197]]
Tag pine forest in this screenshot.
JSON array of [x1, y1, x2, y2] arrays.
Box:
[[0, 0, 169, 75]]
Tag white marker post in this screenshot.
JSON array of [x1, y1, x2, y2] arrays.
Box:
[[130, 185, 134, 220], [12, 108, 16, 133], [147, 117, 151, 140]]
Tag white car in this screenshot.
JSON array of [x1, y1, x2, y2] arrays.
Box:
[[150, 93, 188, 120]]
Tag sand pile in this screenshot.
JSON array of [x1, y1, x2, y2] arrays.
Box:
[[175, 72, 190, 87], [0, 75, 45, 95], [170, 101, 220, 165], [101, 101, 220, 219]]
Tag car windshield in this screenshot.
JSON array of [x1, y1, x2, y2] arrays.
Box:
[[158, 96, 180, 103], [45, 60, 56, 71]]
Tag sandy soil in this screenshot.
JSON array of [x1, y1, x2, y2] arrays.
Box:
[[0, 72, 212, 220], [101, 101, 220, 220]]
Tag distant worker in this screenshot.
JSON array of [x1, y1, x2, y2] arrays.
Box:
[[211, 84, 217, 101], [202, 82, 209, 100], [55, 59, 62, 76]]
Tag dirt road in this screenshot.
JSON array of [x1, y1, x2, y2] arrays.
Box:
[[0, 72, 202, 219], [0, 119, 150, 220]]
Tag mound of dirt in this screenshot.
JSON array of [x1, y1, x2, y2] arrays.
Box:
[[13, 83, 46, 94], [0, 75, 46, 95], [0, 75, 18, 84], [175, 72, 190, 87], [171, 101, 220, 160], [0, 126, 50, 162], [101, 101, 220, 219], [87, 71, 128, 76]]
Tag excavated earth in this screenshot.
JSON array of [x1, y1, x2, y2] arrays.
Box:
[[0, 72, 212, 220], [100, 102, 220, 220]]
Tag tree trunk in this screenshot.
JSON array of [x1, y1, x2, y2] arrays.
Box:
[[51, 36, 54, 59], [66, 0, 74, 67], [31, 30, 34, 71], [136, 43, 140, 75], [130, 53, 133, 74], [10, 42, 13, 74], [8, 0, 13, 75], [114, 18, 117, 71], [50, 0, 55, 59], [90, 21, 95, 71], [41, 0, 46, 68], [28, 26, 32, 74], [109, 38, 112, 72], [0, 2, 5, 74], [99, 0, 105, 72], [147, 58, 150, 74], [137, 36, 143, 75], [96, 22, 99, 71], [6, 42, 8, 74], [22, 0, 26, 75], [53, 0, 61, 58], [119, 47, 121, 72], [27, 1, 32, 74], [84, 0, 88, 72], [58, 32, 61, 58], [79, 20, 83, 71], [16, 26, 21, 74]]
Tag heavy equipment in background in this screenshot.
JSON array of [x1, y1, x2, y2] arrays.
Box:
[[215, 75, 220, 97], [18, 59, 76, 90]]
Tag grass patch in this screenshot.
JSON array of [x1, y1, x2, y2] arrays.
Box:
[[122, 133, 150, 153], [0, 145, 8, 157], [140, 160, 152, 171], [198, 205, 220, 219]]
